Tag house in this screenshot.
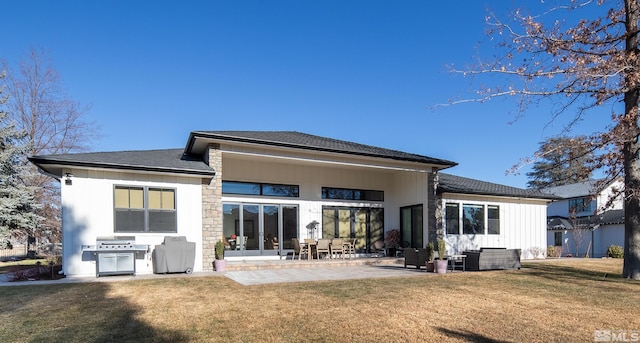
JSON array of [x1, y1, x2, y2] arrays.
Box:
[[543, 179, 625, 257], [438, 174, 552, 259], [29, 131, 554, 277]]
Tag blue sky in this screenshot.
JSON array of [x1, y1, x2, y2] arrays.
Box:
[[1, 1, 614, 188]]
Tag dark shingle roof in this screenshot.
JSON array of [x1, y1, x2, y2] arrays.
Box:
[[29, 149, 215, 177], [188, 131, 458, 167], [547, 209, 624, 230], [540, 180, 600, 198], [438, 173, 556, 200]]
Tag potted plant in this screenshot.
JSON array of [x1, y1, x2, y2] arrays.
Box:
[[214, 240, 226, 272], [435, 239, 448, 274], [385, 229, 401, 256], [426, 242, 435, 272]]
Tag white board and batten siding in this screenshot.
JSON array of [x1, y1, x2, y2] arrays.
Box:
[[441, 194, 548, 259], [61, 168, 204, 277]]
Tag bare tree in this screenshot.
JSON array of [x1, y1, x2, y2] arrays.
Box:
[[1, 47, 97, 243], [445, 0, 640, 279]]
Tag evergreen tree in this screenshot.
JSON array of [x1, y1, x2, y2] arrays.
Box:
[[0, 72, 41, 239], [526, 136, 594, 189]]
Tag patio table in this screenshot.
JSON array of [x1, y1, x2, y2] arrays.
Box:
[[449, 254, 467, 272], [301, 242, 316, 261]]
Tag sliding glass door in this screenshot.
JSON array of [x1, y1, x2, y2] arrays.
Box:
[[400, 204, 423, 248]]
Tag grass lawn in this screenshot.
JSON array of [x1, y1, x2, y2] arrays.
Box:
[[0, 259, 638, 342]]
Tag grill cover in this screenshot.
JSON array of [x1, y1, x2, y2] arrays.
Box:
[[152, 236, 196, 274]]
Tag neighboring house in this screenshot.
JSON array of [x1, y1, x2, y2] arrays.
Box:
[[29, 131, 554, 277], [543, 179, 625, 257]]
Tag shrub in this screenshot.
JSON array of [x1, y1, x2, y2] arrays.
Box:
[[529, 247, 544, 259], [215, 240, 225, 260], [607, 245, 623, 258], [547, 245, 562, 258]]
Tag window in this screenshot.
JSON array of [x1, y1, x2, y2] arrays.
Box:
[[568, 197, 591, 213], [554, 232, 562, 246], [114, 186, 176, 233], [463, 204, 485, 234], [445, 203, 460, 234], [222, 181, 299, 197], [445, 202, 500, 236], [321, 187, 384, 201], [487, 205, 500, 235]]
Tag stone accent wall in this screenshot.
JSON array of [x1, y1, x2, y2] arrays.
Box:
[[427, 170, 443, 243], [202, 144, 222, 271]]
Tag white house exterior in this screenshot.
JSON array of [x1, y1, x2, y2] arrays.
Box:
[[438, 174, 550, 259], [543, 179, 625, 257], [30, 131, 553, 277]]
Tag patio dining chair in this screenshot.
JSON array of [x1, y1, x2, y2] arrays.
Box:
[[371, 240, 385, 257], [292, 238, 308, 260], [330, 238, 344, 259], [344, 238, 356, 259], [315, 239, 331, 259]]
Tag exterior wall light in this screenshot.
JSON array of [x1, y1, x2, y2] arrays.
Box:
[[64, 173, 73, 185]]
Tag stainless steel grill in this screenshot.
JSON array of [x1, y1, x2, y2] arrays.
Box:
[[82, 236, 149, 277]]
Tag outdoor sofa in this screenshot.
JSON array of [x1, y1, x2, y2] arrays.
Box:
[[463, 247, 521, 271], [404, 248, 428, 269]]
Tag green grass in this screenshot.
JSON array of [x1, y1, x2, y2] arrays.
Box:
[[0, 259, 637, 342]]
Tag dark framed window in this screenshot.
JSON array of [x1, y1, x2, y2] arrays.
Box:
[[321, 187, 384, 201], [568, 197, 591, 213], [463, 204, 485, 234], [445, 202, 500, 236], [554, 232, 562, 246], [114, 186, 177, 233], [445, 203, 460, 235], [222, 181, 299, 198], [487, 205, 500, 235]]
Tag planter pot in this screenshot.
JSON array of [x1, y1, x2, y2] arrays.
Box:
[[426, 261, 435, 272], [435, 259, 448, 274], [214, 259, 226, 272]]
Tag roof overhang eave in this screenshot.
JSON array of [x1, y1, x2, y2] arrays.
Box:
[[185, 131, 458, 169], [29, 158, 216, 178]]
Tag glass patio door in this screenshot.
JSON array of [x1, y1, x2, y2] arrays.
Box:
[[223, 203, 298, 256]]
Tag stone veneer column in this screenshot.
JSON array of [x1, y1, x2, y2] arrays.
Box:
[[202, 144, 222, 271], [427, 169, 443, 243]]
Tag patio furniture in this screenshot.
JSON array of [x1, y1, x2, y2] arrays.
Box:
[[330, 238, 345, 259], [234, 236, 247, 250], [463, 248, 521, 271], [395, 240, 411, 257], [292, 238, 308, 260], [304, 239, 316, 260], [152, 236, 196, 274], [343, 238, 356, 259], [448, 254, 467, 272], [403, 248, 428, 269], [315, 239, 331, 259], [371, 240, 385, 257]]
